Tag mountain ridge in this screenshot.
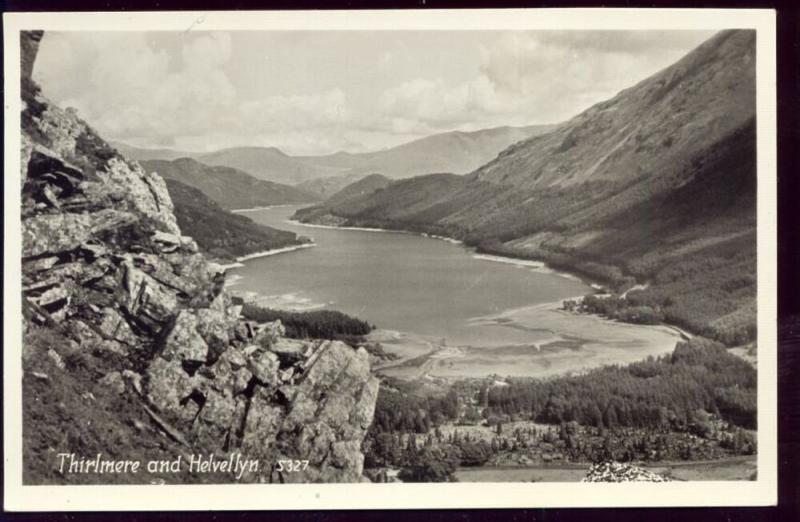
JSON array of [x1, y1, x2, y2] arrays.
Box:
[[140, 157, 319, 210], [295, 29, 758, 345], [117, 124, 557, 185]]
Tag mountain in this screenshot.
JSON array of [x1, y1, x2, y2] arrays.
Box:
[[19, 31, 377, 485], [293, 124, 557, 180], [194, 146, 344, 185], [116, 125, 555, 185], [140, 157, 319, 210], [295, 30, 757, 346], [295, 174, 393, 223], [322, 173, 393, 207], [295, 171, 371, 199], [164, 178, 307, 262], [111, 141, 196, 161]]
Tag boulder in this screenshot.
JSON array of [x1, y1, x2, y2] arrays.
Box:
[[160, 311, 208, 363], [247, 350, 280, 386], [145, 356, 201, 423], [96, 307, 139, 346], [118, 260, 178, 331], [102, 157, 180, 235], [269, 338, 309, 367], [151, 230, 181, 253], [253, 320, 285, 349]]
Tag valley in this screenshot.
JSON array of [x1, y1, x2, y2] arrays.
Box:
[[19, 26, 762, 486]]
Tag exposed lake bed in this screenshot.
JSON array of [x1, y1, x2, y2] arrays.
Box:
[[227, 205, 682, 380]]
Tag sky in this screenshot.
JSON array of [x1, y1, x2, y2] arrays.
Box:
[[34, 30, 715, 156]]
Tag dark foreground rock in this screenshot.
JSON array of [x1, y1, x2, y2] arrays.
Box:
[[19, 30, 378, 484]]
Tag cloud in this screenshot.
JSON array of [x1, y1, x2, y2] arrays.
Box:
[[35, 32, 238, 145], [33, 30, 712, 155], [373, 31, 711, 136]]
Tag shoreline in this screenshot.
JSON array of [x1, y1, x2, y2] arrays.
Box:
[[372, 297, 683, 381], [231, 204, 309, 213], [290, 217, 592, 285], [286, 219, 414, 235], [217, 243, 317, 270]]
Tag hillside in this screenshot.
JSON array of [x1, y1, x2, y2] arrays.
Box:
[[141, 157, 319, 210], [323, 173, 393, 206], [111, 141, 197, 161], [117, 125, 554, 185], [164, 178, 307, 262], [19, 31, 378, 484], [295, 171, 371, 199], [294, 174, 393, 223], [293, 125, 557, 180], [295, 30, 757, 345]]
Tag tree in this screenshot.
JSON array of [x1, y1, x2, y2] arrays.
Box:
[[399, 445, 460, 482]]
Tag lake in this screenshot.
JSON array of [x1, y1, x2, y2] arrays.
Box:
[[227, 206, 590, 346], [226, 205, 682, 378]]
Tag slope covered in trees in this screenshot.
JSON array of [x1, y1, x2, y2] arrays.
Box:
[[165, 178, 305, 262]]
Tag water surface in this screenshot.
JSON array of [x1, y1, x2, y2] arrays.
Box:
[[226, 205, 591, 348]]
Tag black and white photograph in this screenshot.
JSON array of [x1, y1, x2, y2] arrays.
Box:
[[3, 9, 778, 510]]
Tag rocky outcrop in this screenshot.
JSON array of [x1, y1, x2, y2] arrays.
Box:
[[582, 461, 671, 482], [19, 31, 378, 483]]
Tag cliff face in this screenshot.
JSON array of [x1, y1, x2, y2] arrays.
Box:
[[20, 31, 378, 484]]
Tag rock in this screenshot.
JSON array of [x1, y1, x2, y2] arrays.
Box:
[[195, 306, 236, 361], [20, 30, 43, 83], [145, 356, 200, 423], [160, 311, 209, 363], [280, 367, 295, 383], [268, 338, 309, 367], [22, 209, 137, 258], [274, 342, 379, 482], [23, 256, 60, 273], [247, 350, 279, 386], [212, 347, 253, 395], [239, 386, 283, 463], [118, 260, 178, 331], [19, 33, 379, 484], [102, 157, 180, 236], [582, 461, 672, 482], [26, 146, 85, 187], [152, 230, 181, 252], [254, 320, 285, 349], [96, 307, 139, 346], [180, 236, 199, 253], [98, 371, 126, 394]]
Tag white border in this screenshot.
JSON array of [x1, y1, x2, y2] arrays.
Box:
[[3, 9, 777, 511]]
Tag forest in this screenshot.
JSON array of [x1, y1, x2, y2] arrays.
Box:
[[363, 337, 757, 481], [239, 302, 374, 342]]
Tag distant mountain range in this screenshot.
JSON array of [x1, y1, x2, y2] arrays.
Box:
[[140, 157, 319, 210], [295, 30, 757, 346], [115, 124, 556, 186]]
